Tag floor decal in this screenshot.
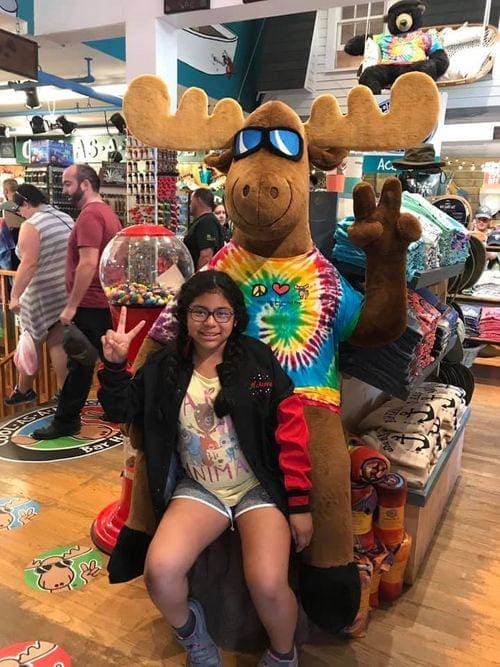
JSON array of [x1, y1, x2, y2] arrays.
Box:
[[24, 544, 104, 593], [0, 400, 122, 462], [0, 497, 39, 531], [0, 640, 71, 665]]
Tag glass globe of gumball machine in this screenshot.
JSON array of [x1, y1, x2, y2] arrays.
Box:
[[99, 224, 194, 362], [92, 224, 194, 555]]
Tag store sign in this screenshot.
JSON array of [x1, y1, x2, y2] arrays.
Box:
[[72, 135, 126, 163], [15, 134, 127, 166], [432, 197, 469, 226], [362, 155, 399, 174], [164, 0, 210, 14]]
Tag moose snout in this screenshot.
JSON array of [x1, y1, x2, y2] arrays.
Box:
[[230, 172, 293, 227]]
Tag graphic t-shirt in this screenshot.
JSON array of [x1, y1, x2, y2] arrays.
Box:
[[178, 371, 259, 505], [374, 30, 442, 64], [209, 242, 364, 409]]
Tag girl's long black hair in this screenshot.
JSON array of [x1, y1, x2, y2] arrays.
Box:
[[160, 270, 249, 417]]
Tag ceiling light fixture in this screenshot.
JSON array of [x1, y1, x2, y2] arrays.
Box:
[[30, 115, 47, 134], [56, 115, 77, 135], [109, 112, 126, 134], [25, 87, 41, 109], [0, 125, 10, 138]]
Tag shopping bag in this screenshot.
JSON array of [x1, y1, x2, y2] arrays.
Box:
[[13, 329, 38, 376]]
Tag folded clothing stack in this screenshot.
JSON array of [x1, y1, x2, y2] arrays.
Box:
[[402, 192, 471, 266], [462, 304, 482, 338], [340, 289, 442, 397], [478, 306, 500, 342], [418, 288, 460, 358], [358, 383, 467, 488], [332, 216, 427, 281]]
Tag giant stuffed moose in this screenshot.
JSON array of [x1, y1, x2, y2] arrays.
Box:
[[107, 72, 439, 646]]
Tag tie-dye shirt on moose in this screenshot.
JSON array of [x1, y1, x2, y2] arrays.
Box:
[[209, 242, 363, 409]]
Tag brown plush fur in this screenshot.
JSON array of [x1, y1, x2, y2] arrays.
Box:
[[118, 73, 438, 640]]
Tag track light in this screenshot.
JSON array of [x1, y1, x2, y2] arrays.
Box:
[[109, 112, 126, 134], [0, 125, 10, 138], [56, 115, 77, 135], [30, 115, 47, 134], [25, 87, 41, 109]]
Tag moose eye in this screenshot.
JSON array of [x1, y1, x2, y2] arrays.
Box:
[[269, 129, 302, 159], [234, 129, 262, 157]]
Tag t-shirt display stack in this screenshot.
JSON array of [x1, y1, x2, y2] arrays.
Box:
[[331, 185, 476, 619]]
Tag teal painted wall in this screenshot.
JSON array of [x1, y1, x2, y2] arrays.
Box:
[[17, 0, 34, 35], [178, 20, 264, 112], [82, 20, 264, 112]]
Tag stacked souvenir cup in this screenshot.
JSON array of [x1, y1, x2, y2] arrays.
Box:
[[91, 224, 194, 553]]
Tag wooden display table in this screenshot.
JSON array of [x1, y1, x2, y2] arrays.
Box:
[[404, 407, 471, 584]]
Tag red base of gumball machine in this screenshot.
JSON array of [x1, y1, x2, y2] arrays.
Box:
[[91, 473, 133, 554]]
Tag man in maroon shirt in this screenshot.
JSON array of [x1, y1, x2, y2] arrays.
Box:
[[33, 164, 121, 439]]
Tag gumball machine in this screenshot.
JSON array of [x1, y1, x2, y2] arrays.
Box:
[[99, 223, 194, 361], [91, 224, 194, 554]]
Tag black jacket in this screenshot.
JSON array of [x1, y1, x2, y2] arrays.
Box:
[[98, 335, 311, 582]]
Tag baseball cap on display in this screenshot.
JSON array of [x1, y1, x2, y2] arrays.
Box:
[[487, 229, 500, 247], [475, 205, 492, 219]]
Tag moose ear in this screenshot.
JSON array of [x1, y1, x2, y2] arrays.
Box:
[[309, 145, 348, 172], [205, 149, 233, 174]]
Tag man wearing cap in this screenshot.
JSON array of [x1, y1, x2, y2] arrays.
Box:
[[472, 205, 492, 239], [471, 205, 498, 266]]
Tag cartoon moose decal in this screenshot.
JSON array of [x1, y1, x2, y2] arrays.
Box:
[[29, 545, 100, 593]]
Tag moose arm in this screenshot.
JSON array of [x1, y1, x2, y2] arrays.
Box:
[[347, 178, 421, 347]]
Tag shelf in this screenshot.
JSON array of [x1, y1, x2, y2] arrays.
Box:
[[334, 261, 465, 289], [408, 263, 466, 289], [407, 406, 471, 507], [466, 336, 500, 344], [340, 334, 458, 401], [455, 294, 500, 304]]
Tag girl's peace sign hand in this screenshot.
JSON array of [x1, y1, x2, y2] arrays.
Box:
[[101, 306, 146, 364]]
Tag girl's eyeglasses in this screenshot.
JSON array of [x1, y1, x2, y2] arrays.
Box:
[[188, 306, 234, 323]]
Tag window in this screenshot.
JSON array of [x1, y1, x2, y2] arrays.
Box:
[[330, 2, 387, 71]]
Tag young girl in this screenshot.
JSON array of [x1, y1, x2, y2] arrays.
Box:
[[98, 270, 313, 667], [213, 199, 232, 243]]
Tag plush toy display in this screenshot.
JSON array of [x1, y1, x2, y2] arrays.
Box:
[[108, 72, 439, 647], [345, 0, 449, 95]]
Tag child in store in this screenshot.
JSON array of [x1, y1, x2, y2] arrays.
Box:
[[98, 269, 313, 667], [213, 197, 232, 243]]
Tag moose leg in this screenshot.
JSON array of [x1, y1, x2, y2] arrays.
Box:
[[299, 406, 361, 633]]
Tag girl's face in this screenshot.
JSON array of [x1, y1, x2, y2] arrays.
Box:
[[214, 204, 227, 224], [187, 291, 235, 357]]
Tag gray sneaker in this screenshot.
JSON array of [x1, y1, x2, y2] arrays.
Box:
[[175, 598, 222, 667], [258, 647, 298, 667]]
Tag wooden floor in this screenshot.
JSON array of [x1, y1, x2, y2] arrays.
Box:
[[0, 381, 499, 666]]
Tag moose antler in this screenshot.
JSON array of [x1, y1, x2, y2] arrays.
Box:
[[304, 72, 440, 151], [123, 74, 245, 150]]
